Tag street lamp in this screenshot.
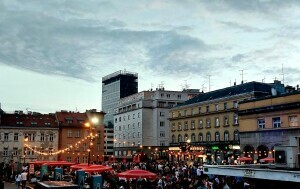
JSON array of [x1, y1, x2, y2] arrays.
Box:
[[85, 117, 98, 166]]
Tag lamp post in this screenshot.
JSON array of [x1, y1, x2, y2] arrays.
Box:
[[85, 117, 98, 166]]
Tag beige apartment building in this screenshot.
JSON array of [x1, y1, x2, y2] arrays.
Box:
[[169, 81, 285, 164]]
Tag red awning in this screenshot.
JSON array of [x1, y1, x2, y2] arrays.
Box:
[[238, 157, 253, 162], [78, 165, 113, 173], [117, 169, 156, 179], [260, 157, 274, 163], [29, 161, 74, 166]]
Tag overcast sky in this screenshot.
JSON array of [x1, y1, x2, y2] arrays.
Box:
[[1, 0, 300, 113]]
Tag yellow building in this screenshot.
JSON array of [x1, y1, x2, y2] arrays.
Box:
[[238, 91, 300, 163], [169, 81, 285, 164]]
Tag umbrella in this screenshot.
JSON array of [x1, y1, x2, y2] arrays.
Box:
[[70, 163, 89, 170], [238, 157, 253, 162], [117, 169, 157, 179], [79, 165, 113, 173], [260, 157, 275, 163]]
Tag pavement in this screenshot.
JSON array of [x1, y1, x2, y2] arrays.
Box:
[[3, 181, 34, 189]]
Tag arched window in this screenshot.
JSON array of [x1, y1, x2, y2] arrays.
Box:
[[206, 132, 211, 141], [224, 131, 229, 141], [198, 133, 203, 142], [172, 135, 176, 143], [234, 130, 239, 141], [215, 132, 220, 141], [184, 134, 189, 142], [191, 133, 196, 142], [257, 145, 269, 160], [178, 134, 182, 143]]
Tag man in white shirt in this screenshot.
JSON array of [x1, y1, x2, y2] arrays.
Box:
[[20, 170, 27, 189]]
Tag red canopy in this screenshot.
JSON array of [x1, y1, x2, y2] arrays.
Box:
[[117, 169, 157, 179], [70, 163, 89, 170], [29, 161, 74, 166], [238, 157, 253, 162], [260, 157, 275, 163], [79, 165, 113, 173]]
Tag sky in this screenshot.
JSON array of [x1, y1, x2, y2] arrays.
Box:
[[1, 0, 300, 113]]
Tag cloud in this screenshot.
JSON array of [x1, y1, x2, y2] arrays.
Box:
[[219, 21, 265, 33]]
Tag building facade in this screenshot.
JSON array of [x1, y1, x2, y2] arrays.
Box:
[[56, 110, 105, 163], [169, 81, 285, 164], [238, 90, 300, 165], [113, 88, 200, 161], [102, 70, 138, 157], [0, 111, 59, 165]]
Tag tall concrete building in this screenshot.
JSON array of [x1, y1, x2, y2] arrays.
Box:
[[113, 88, 200, 160], [102, 70, 138, 157]]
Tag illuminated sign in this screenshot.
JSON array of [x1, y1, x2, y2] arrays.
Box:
[[212, 146, 219, 150]]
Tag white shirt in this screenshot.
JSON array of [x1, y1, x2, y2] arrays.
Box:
[[21, 172, 27, 181]]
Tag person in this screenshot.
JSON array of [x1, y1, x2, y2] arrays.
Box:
[[15, 172, 21, 189], [20, 170, 27, 189]]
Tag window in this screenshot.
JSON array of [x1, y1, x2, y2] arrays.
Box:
[[14, 133, 18, 141], [206, 118, 211, 128], [83, 143, 88, 151], [178, 122, 182, 131], [224, 131, 229, 141], [184, 134, 189, 142], [160, 131, 165, 137], [234, 130, 239, 141], [138, 122, 141, 128], [215, 104, 219, 111], [67, 130, 72, 137], [82, 156, 88, 163], [289, 116, 298, 127], [257, 119, 265, 129], [233, 101, 238, 108], [161, 93, 164, 98], [184, 110, 187, 116], [215, 117, 220, 127], [167, 94, 170, 98], [206, 132, 211, 141], [191, 120, 195, 129], [224, 102, 228, 110], [184, 121, 188, 130], [198, 133, 203, 142], [3, 148, 8, 156], [13, 148, 18, 156], [49, 134, 54, 142], [28, 133, 35, 141], [178, 95, 181, 99], [132, 132, 135, 138], [198, 107, 201, 114], [138, 132, 140, 138], [178, 135, 182, 143], [128, 115, 130, 120], [67, 157, 72, 162], [233, 114, 238, 125], [160, 141, 165, 146], [171, 112, 175, 118], [191, 108, 194, 115], [191, 133, 196, 142], [198, 120, 203, 129], [123, 116, 125, 121], [4, 133, 8, 141], [115, 118, 117, 123], [172, 135, 176, 143], [119, 117, 121, 122], [31, 122, 37, 125], [160, 121, 165, 127], [128, 124, 130, 129], [160, 112, 165, 117], [40, 133, 45, 141], [215, 132, 220, 141], [206, 106, 209, 113], [178, 111, 182, 117], [273, 117, 281, 128], [224, 116, 229, 126], [132, 123, 135, 129], [133, 114, 135, 119], [138, 113, 140, 118], [76, 130, 80, 138], [172, 123, 175, 131], [44, 123, 51, 126]]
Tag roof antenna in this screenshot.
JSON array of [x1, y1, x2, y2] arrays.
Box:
[[280, 64, 285, 84], [207, 75, 211, 92], [239, 69, 247, 84]]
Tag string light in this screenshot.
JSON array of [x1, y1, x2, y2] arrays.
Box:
[[24, 131, 97, 156]]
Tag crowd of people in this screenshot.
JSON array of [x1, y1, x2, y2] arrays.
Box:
[[94, 160, 252, 189], [0, 160, 253, 189]]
